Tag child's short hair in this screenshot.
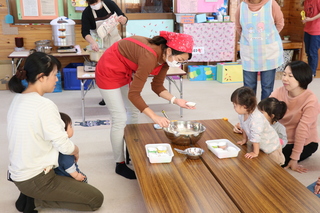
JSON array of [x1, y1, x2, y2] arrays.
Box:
[[258, 97, 287, 123], [59, 112, 72, 131], [231, 86, 256, 113]]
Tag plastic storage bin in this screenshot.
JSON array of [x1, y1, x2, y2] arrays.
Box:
[[21, 71, 62, 93], [63, 63, 92, 90], [53, 71, 62, 93]]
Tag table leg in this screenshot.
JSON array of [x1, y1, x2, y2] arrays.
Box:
[[179, 76, 183, 118], [81, 79, 86, 124], [166, 76, 184, 117], [11, 58, 15, 75], [12, 58, 24, 75], [168, 79, 171, 104]]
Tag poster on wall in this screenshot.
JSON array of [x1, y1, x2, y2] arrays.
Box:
[[21, 0, 57, 19], [16, 0, 63, 20], [177, 0, 198, 13], [176, 0, 228, 14], [126, 19, 174, 38], [71, 0, 87, 7]]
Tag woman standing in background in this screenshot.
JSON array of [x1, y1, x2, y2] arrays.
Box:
[[235, 0, 284, 100], [82, 0, 128, 105], [302, 0, 320, 77], [81, 0, 127, 52]]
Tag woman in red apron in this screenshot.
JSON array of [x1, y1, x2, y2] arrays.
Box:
[[96, 31, 194, 179]]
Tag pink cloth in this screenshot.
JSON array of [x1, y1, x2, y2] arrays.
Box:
[[160, 31, 194, 53], [271, 87, 320, 160]]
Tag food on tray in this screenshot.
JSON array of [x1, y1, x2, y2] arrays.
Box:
[[146, 143, 174, 163], [218, 141, 227, 149], [157, 145, 167, 153], [227, 147, 237, 152], [147, 147, 158, 153], [206, 139, 241, 158], [211, 142, 218, 148]]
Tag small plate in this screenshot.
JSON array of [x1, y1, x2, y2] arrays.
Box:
[[282, 40, 291, 43]]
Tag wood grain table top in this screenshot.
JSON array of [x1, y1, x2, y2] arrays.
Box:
[[124, 119, 320, 213], [125, 122, 240, 213]]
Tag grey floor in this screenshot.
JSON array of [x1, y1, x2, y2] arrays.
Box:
[[1, 76, 320, 212]]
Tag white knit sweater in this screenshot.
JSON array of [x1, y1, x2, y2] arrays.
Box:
[[7, 92, 75, 181]]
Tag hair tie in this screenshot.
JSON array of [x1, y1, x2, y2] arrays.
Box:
[[15, 69, 27, 80]]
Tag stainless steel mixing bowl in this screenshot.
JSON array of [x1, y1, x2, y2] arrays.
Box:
[[163, 121, 206, 146], [185, 147, 204, 159]]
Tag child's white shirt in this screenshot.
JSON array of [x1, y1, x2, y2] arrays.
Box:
[[239, 109, 281, 154]]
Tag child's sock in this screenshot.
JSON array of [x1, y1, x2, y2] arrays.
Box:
[[115, 162, 136, 179], [23, 196, 37, 213], [15, 192, 27, 212]]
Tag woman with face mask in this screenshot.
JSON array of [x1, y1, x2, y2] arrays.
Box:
[[82, 0, 128, 105], [81, 0, 127, 52], [95, 31, 195, 179]]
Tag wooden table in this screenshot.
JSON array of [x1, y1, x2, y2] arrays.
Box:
[[236, 41, 303, 60], [76, 66, 187, 124], [7, 50, 90, 75], [77, 66, 95, 124], [124, 119, 320, 213]]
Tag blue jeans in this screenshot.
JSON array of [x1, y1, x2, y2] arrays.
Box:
[[243, 69, 276, 100], [304, 32, 320, 76], [307, 182, 320, 198]]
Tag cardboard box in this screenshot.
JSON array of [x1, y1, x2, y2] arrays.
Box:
[[195, 14, 207, 23], [175, 13, 195, 24], [217, 62, 243, 83], [188, 65, 216, 81], [0, 64, 13, 90]]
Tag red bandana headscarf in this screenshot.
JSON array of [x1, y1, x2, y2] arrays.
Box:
[[160, 31, 194, 53]]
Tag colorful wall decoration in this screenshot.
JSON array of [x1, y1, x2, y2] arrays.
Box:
[[126, 19, 174, 38], [177, 0, 228, 14]]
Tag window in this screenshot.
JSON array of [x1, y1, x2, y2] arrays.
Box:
[[124, 0, 173, 13]]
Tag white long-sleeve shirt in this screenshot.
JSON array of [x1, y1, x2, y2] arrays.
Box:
[[7, 92, 75, 181]]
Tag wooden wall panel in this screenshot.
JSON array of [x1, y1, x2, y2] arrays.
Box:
[[0, 2, 87, 67], [0, 0, 309, 65]]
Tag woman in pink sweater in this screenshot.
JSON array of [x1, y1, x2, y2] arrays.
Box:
[[271, 61, 320, 173]]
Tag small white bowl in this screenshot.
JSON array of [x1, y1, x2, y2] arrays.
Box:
[[186, 102, 196, 107]]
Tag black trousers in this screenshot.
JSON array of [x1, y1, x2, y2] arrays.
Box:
[[282, 142, 318, 167]]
